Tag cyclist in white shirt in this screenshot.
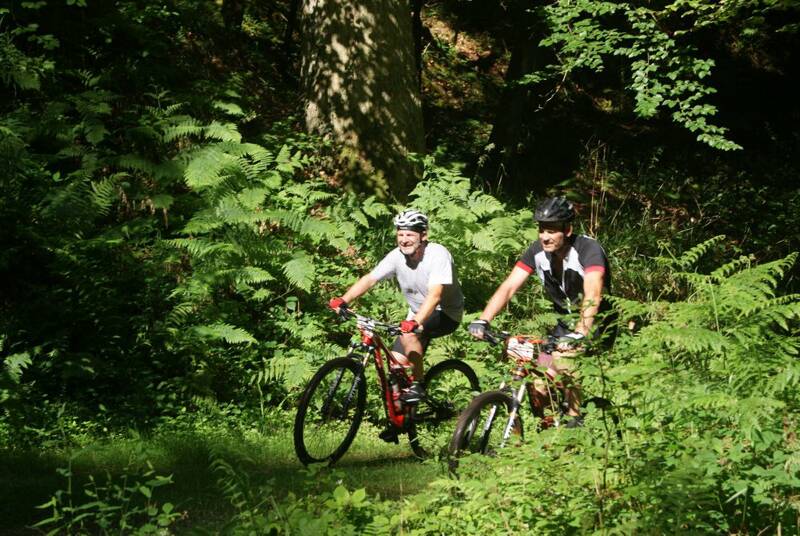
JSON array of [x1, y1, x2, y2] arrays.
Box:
[[329, 209, 464, 405]]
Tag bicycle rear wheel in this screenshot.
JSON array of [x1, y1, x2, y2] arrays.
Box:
[[448, 390, 521, 459], [293, 357, 366, 465], [407, 359, 480, 459]]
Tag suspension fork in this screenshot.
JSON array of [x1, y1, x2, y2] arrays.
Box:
[[321, 350, 368, 419], [463, 380, 505, 447], [501, 383, 527, 447]]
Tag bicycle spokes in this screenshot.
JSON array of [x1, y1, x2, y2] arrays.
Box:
[[407, 359, 480, 459], [295, 359, 366, 464], [450, 391, 520, 457]]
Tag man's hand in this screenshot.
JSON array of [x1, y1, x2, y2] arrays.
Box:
[[468, 319, 490, 339], [328, 297, 348, 313], [556, 331, 584, 352], [400, 319, 420, 333]]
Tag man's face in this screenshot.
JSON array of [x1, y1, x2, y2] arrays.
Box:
[[537, 222, 571, 253], [396, 228, 426, 256]]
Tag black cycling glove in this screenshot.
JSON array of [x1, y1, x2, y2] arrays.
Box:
[[468, 319, 490, 339]]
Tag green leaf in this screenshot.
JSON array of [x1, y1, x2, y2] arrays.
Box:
[[282, 252, 315, 291], [193, 323, 257, 345]]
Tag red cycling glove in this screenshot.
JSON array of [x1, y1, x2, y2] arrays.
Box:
[[329, 297, 347, 311], [400, 319, 420, 333]]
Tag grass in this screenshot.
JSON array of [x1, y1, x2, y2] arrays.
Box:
[[0, 421, 450, 533]]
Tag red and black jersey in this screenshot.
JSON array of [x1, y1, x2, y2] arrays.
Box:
[[516, 235, 611, 315]]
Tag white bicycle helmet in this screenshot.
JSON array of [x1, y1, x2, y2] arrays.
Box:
[[393, 209, 429, 231]]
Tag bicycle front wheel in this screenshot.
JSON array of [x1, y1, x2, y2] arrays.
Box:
[[449, 390, 520, 459], [407, 359, 480, 459], [293, 357, 367, 465]]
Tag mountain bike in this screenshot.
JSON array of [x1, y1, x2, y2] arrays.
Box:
[[294, 309, 480, 465], [449, 329, 613, 459]]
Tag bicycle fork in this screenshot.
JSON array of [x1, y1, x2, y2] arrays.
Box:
[[500, 383, 527, 447], [321, 355, 365, 420]]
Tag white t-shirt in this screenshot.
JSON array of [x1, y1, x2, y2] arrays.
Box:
[[370, 242, 464, 321]]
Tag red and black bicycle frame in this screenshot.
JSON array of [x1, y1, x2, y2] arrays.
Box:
[[350, 327, 411, 429]]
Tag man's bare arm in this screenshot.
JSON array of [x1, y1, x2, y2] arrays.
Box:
[[576, 270, 604, 336], [413, 283, 444, 325], [479, 266, 532, 323], [341, 274, 379, 305]]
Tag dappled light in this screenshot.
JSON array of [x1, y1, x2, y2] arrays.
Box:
[[2, 0, 799, 533]]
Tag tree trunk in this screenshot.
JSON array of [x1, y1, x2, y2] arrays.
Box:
[[475, 38, 535, 190], [300, 0, 424, 199], [475, 1, 548, 194], [221, 0, 245, 32]]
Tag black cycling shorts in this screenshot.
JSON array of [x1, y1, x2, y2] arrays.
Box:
[[391, 310, 460, 354]]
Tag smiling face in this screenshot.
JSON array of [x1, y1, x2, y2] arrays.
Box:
[[396, 228, 427, 258], [538, 222, 572, 254]]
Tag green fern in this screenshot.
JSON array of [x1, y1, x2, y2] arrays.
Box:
[[193, 323, 257, 345], [167, 238, 242, 259], [184, 145, 241, 189], [661, 234, 726, 270], [160, 115, 203, 143], [282, 253, 315, 292], [89, 177, 119, 217]]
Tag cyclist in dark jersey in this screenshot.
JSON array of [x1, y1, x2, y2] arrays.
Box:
[[468, 197, 612, 424]]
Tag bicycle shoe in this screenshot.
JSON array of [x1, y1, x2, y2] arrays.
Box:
[[563, 415, 584, 428], [378, 426, 400, 444], [399, 381, 426, 404]]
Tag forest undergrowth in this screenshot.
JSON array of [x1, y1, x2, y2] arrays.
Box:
[[2, 1, 800, 534]]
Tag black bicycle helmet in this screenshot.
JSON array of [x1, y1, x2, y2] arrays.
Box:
[[534, 197, 575, 223]]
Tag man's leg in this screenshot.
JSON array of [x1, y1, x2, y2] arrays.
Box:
[[399, 332, 424, 380], [533, 351, 581, 417]]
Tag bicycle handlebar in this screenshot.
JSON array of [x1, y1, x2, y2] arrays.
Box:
[[337, 307, 417, 336], [477, 328, 564, 353], [481, 328, 509, 346]]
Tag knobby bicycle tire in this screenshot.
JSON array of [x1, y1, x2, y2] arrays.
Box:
[[448, 390, 521, 460], [407, 359, 480, 459], [293, 357, 367, 465]]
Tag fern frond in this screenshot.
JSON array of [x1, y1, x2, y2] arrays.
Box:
[[213, 101, 245, 117], [263, 209, 305, 232], [3, 352, 32, 384], [235, 188, 271, 209], [167, 302, 196, 326], [666, 235, 726, 270], [299, 218, 340, 245], [214, 196, 262, 226], [184, 146, 240, 189], [282, 252, 315, 291], [466, 190, 505, 218], [709, 255, 754, 282], [252, 351, 314, 390], [161, 116, 203, 143], [203, 121, 242, 143], [41, 179, 94, 220], [167, 238, 242, 259], [181, 209, 224, 235], [234, 266, 275, 285], [744, 299, 800, 331], [117, 153, 182, 181], [351, 208, 369, 228], [193, 323, 257, 345], [90, 177, 118, 216], [361, 196, 390, 219], [657, 326, 730, 354]]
